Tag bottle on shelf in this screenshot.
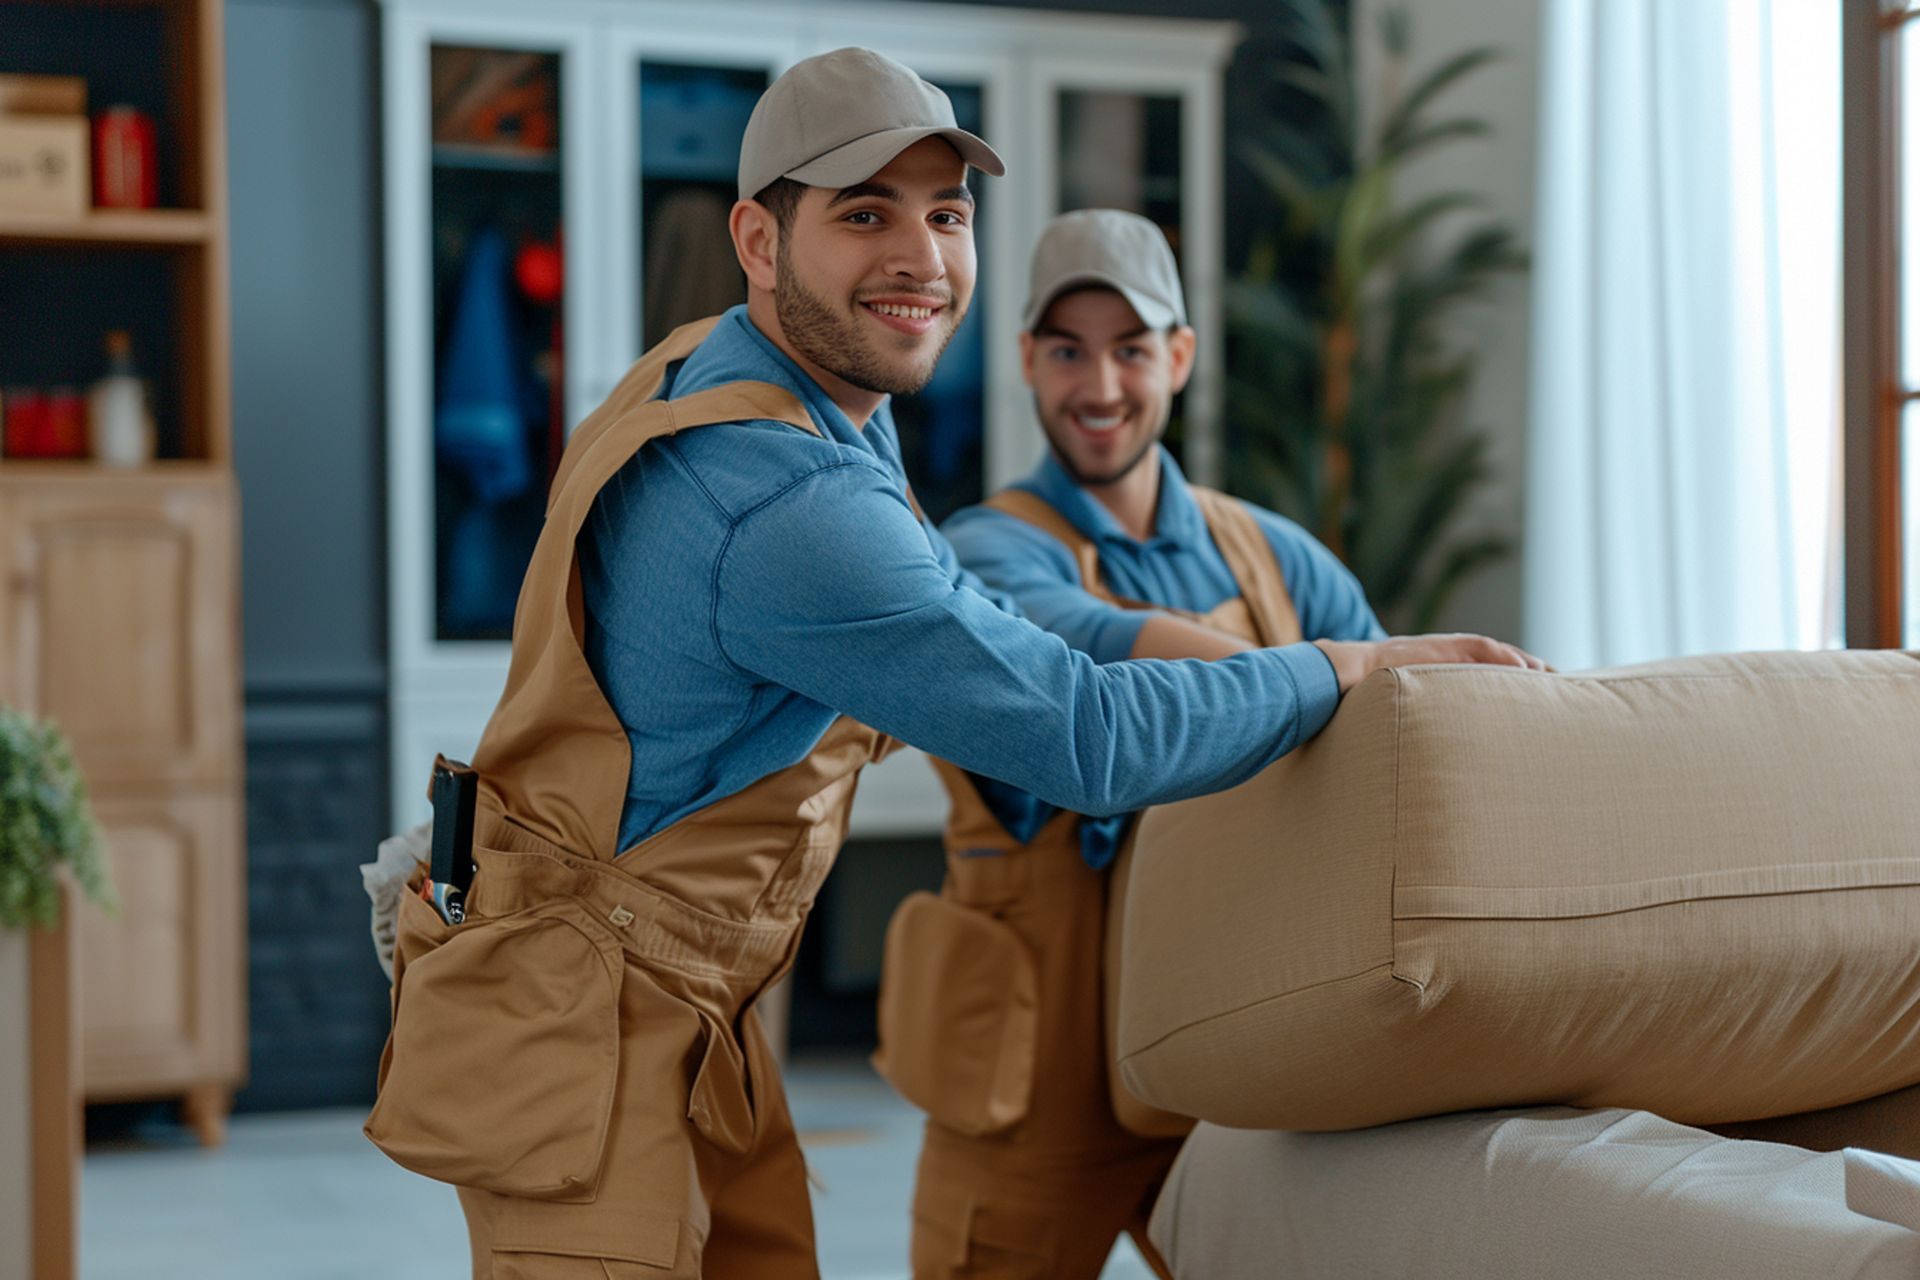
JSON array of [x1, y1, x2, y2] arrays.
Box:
[[89, 329, 156, 467]]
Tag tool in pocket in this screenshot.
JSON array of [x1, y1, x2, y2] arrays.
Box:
[[424, 756, 479, 925]]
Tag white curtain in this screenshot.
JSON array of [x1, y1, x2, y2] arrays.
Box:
[[1524, 0, 1841, 670]]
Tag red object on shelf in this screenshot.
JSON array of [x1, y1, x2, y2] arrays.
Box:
[[43, 387, 88, 457], [93, 106, 157, 209], [4, 388, 48, 457]]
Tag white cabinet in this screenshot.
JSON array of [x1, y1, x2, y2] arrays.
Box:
[[380, 0, 1240, 834]]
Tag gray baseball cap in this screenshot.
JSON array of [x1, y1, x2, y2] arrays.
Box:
[[737, 47, 1006, 200], [1022, 209, 1189, 331]]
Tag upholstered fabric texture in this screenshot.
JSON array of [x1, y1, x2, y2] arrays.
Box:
[[1149, 1109, 1920, 1280], [1115, 650, 1920, 1130]]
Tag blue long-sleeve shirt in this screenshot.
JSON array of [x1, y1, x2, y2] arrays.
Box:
[[578, 307, 1343, 850], [940, 449, 1386, 862]]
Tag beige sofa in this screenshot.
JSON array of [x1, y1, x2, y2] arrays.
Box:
[[1149, 1109, 1920, 1279], [1113, 651, 1920, 1133]]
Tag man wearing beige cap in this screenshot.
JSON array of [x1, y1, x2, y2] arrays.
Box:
[[874, 209, 1542, 1277], [366, 49, 1543, 1279]]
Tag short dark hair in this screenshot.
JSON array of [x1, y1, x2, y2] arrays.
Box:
[[751, 177, 805, 235]]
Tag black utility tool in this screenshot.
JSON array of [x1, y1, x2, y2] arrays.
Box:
[[425, 758, 478, 925]]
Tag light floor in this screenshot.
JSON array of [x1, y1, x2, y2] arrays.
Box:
[[81, 1054, 1157, 1280]]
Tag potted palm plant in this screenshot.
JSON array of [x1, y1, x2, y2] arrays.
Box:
[[1228, 0, 1525, 632]]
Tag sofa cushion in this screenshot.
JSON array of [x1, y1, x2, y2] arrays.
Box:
[[1148, 1109, 1920, 1280], [1115, 650, 1920, 1130]]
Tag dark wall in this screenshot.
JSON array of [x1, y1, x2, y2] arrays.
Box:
[[227, 0, 391, 1111], [230, 0, 384, 699]]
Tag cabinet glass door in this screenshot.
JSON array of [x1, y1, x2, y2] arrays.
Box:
[[1057, 90, 1185, 258], [636, 60, 767, 350], [428, 43, 566, 642], [1055, 88, 1191, 465]]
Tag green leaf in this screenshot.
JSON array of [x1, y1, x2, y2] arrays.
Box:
[[1377, 47, 1503, 156], [1377, 6, 1412, 59], [1363, 192, 1484, 271], [1236, 140, 1318, 210], [1335, 165, 1391, 301], [0, 707, 114, 931], [1379, 116, 1493, 164]]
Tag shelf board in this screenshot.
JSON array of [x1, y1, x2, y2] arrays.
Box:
[[0, 459, 227, 481], [0, 209, 213, 247], [432, 143, 560, 174]]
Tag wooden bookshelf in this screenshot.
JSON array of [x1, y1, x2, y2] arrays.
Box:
[[0, 0, 231, 464], [0, 0, 245, 1221]]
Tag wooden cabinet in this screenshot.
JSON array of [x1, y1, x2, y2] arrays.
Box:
[[0, 477, 238, 790], [0, 471, 246, 1144], [73, 792, 244, 1104], [0, 0, 239, 1156]]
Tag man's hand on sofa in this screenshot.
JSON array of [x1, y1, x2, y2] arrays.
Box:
[[1312, 634, 1550, 693]]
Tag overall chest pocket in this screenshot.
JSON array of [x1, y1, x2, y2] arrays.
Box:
[[872, 887, 1039, 1137], [366, 890, 625, 1201]]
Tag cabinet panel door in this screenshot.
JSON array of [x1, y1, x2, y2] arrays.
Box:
[[75, 790, 244, 1097], [0, 480, 238, 790]]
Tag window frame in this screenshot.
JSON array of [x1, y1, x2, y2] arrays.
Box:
[[1844, 1, 1909, 647]]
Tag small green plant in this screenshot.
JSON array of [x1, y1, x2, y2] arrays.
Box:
[[1228, 0, 1525, 633], [0, 707, 113, 930]]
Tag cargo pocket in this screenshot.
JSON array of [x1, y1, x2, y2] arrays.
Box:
[[489, 1204, 682, 1277], [365, 891, 625, 1200], [872, 889, 1039, 1136], [686, 1009, 756, 1156]]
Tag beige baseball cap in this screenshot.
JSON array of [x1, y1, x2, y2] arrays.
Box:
[[1022, 209, 1189, 331], [737, 47, 1006, 200]]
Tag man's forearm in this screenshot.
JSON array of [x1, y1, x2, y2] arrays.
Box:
[[1127, 611, 1257, 662]]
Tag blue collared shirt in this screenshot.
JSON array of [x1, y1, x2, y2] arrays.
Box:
[[579, 307, 1344, 850], [941, 449, 1386, 861]]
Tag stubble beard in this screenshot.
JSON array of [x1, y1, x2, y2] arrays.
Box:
[[774, 237, 962, 397], [1036, 394, 1167, 489]]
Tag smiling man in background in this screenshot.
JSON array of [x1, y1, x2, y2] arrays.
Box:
[[880, 208, 1544, 1278]]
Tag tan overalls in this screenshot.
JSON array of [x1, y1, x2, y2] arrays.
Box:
[[873, 486, 1304, 1279], [366, 317, 897, 1278]]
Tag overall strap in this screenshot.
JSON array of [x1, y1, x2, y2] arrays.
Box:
[[548, 315, 718, 501], [1187, 486, 1304, 647], [469, 318, 818, 863], [983, 489, 1127, 606]]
